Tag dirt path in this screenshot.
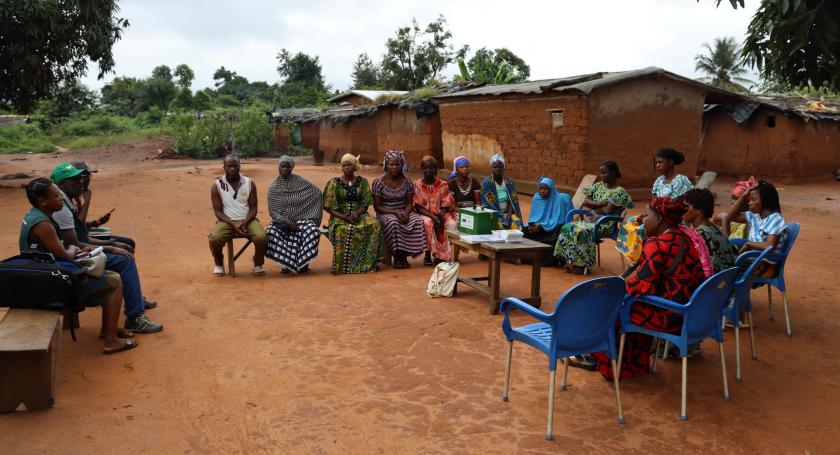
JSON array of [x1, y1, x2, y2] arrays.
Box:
[[0, 140, 838, 453]]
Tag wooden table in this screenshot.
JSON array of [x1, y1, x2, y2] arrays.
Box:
[[447, 230, 552, 314]]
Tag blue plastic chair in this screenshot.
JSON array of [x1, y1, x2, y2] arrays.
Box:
[[730, 222, 800, 336], [500, 276, 627, 440], [563, 208, 626, 271], [723, 247, 773, 381], [619, 268, 739, 420]]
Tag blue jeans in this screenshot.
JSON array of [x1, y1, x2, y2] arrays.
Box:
[[104, 252, 144, 319]]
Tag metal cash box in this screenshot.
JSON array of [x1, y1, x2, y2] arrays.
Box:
[[458, 206, 498, 234]]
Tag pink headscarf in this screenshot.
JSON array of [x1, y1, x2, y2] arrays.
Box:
[[731, 176, 757, 199], [679, 225, 714, 278]]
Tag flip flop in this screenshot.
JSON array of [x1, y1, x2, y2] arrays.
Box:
[[99, 328, 135, 339], [103, 339, 139, 355], [568, 355, 597, 371]]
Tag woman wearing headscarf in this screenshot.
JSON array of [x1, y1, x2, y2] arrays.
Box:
[[447, 156, 481, 208], [265, 156, 323, 273], [554, 161, 634, 274], [480, 154, 523, 229], [590, 196, 707, 380], [323, 154, 383, 274], [616, 147, 695, 263], [525, 177, 571, 246], [414, 156, 457, 265], [372, 150, 427, 269]]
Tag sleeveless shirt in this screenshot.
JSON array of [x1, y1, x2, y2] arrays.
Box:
[[215, 175, 251, 221]]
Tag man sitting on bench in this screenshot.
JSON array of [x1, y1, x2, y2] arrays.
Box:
[[50, 163, 163, 334], [209, 154, 267, 276]]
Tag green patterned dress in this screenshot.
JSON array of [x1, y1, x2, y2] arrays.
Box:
[[554, 182, 634, 268], [323, 177, 383, 274]]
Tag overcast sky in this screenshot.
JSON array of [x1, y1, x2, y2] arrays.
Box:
[[81, 0, 760, 93]]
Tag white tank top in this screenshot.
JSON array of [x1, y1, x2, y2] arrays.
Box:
[[215, 175, 251, 221]]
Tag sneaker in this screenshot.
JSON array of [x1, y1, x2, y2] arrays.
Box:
[[143, 297, 157, 310], [253, 265, 265, 276], [213, 265, 224, 277], [124, 314, 164, 334]]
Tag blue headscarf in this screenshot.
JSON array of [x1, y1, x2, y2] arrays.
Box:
[[528, 177, 572, 232], [448, 155, 470, 180]]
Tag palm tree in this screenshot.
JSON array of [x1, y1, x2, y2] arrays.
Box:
[[695, 37, 753, 92]]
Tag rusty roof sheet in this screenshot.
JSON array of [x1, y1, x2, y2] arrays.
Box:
[[753, 95, 840, 121], [434, 66, 742, 100]]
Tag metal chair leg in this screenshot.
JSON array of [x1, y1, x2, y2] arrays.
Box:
[[502, 341, 512, 402], [748, 311, 757, 360], [719, 343, 730, 400], [662, 340, 671, 361], [782, 291, 792, 336], [680, 356, 688, 421], [652, 339, 660, 374], [735, 325, 742, 382], [617, 333, 626, 377], [546, 369, 556, 440], [612, 359, 625, 424], [560, 358, 569, 392], [767, 286, 774, 320]]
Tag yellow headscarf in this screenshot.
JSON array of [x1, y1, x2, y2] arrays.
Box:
[[340, 153, 361, 171]]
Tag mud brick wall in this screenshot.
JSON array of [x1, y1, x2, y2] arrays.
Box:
[[273, 124, 290, 151], [587, 78, 706, 191], [700, 107, 840, 181], [375, 106, 442, 171], [299, 122, 320, 152], [318, 117, 379, 164], [437, 94, 588, 189]]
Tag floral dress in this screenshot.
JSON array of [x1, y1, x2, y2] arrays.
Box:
[[554, 182, 634, 268], [414, 178, 458, 261], [323, 176, 383, 274], [696, 223, 737, 273]]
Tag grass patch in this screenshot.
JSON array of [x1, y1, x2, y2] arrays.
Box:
[[53, 126, 171, 150], [0, 123, 56, 154]]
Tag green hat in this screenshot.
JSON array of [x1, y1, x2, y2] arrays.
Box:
[[50, 162, 84, 184]]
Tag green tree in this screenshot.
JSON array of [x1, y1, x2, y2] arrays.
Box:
[[710, 0, 840, 91], [137, 75, 176, 111], [37, 81, 99, 121], [458, 47, 530, 84], [694, 37, 752, 92], [0, 0, 129, 113], [380, 15, 460, 90], [351, 53, 381, 89], [174, 64, 195, 91], [276, 49, 327, 91], [192, 90, 213, 111], [101, 77, 140, 115]]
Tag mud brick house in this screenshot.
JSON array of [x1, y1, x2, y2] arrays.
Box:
[[327, 90, 409, 106], [434, 67, 740, 193], [266, 108, 321, 152], [699, 97, 840, 181]]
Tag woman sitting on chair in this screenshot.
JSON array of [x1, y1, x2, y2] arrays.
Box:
[[447, 156, 481, 208], [323, 154, 383, 274], [589, 197, 708, 380], [683, 188, 737, 273], [265, 155, 323, 273], [722, 180, 786, 279], [554, 161, 633, 275], [414, 156, 457, 265], [480, 154, 523, 229], [372, 150, 427, 269], [525, 177, 572, 246]]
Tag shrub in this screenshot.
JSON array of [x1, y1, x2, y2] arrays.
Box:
[[53, 114, 136, 137], [0, 123, 55, 154], [233, 108, 274, 157], [172, 108, 275, 158]]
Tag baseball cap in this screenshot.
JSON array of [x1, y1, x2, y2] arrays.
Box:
[[70, 160, 96, 174], [50, 162, 85, 184]]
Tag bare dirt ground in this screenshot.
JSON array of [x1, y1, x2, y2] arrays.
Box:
[[0, 139, 838, 454]]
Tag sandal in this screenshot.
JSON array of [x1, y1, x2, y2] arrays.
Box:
[[103, 339, 139, 355], [99, 328, 135, 339], [568, 354, 597, 371]]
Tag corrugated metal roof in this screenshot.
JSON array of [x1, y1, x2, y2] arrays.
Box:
[[435, 66, 741, 100], [327, 90, 409, 103]]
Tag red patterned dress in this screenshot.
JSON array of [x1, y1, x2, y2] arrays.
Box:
[[594, 228, 706, 381], [413, 178, 458, 261]]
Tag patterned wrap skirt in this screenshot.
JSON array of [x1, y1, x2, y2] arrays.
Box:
[[265, 219, 321, 272]]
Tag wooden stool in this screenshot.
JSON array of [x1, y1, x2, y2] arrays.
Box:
[[0, 309, 62, 412], [226, 234, 253, 277]]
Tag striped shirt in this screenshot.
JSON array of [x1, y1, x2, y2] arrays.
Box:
[[745, 211, 787, 250]]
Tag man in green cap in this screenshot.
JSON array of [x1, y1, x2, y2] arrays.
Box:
[[50, 163, 163, 334]]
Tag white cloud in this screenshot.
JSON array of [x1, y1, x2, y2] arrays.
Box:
[[82, 0, 759, 92]]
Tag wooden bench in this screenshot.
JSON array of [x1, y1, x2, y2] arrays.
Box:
[[0, 308, 62, 412]]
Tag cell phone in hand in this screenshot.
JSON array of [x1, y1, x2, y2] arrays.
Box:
[[90, 246, 104, 256]]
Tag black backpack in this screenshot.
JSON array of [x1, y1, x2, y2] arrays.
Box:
[[0, 252, 87, 339]]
